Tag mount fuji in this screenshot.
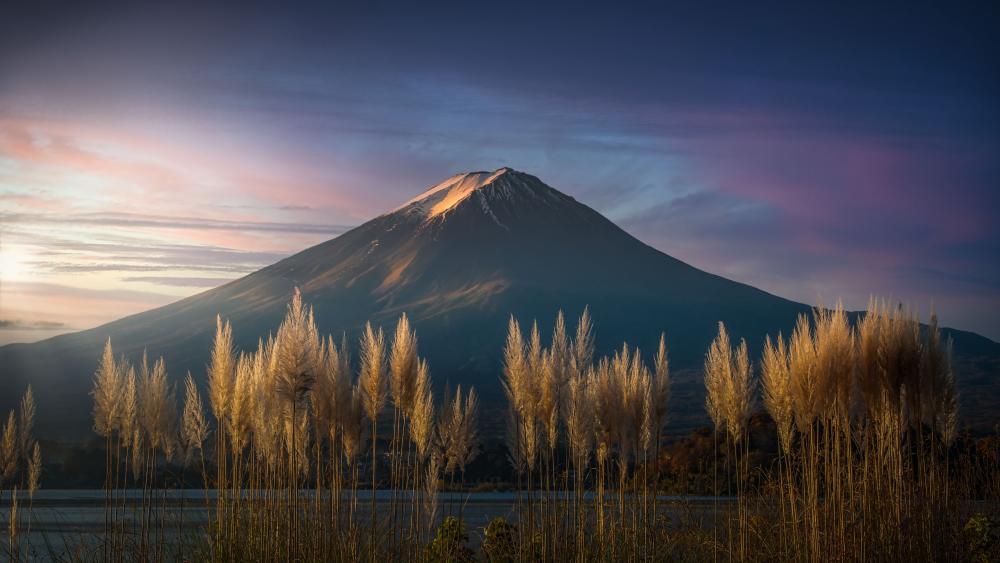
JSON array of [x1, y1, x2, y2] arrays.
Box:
[[2, 168, 998, 440]]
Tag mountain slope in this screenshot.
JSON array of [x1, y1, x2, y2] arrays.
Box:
[[2, 168, 998, 439]]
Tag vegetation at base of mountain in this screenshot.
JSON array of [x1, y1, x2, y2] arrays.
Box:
[[6, 291, 999, 561]]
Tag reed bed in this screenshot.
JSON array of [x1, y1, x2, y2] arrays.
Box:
[[0, 386, 41, 562], [15, 292, 995, 561], [75, 289, 480, 562]]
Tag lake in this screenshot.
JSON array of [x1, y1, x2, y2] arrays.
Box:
[[2, 489, 730, 560]]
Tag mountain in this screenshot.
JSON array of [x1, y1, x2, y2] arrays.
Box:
[[2, 167, 998, 440]]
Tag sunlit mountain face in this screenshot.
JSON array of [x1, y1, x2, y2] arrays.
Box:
[[2, 168, 998, 440]]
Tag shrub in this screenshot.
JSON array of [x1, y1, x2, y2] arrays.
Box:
[[482, 517, 517, 563], [965, 513, 998, 563], [425, 516, 474, 563]]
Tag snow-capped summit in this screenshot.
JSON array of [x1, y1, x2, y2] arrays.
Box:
[[392, 167, 565, 224]]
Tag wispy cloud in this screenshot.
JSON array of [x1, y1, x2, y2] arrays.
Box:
[[35, 263, 253, 274], [3, 211, 351, 235], [122, 276, 234, 288], [0, 319, 70, 330], [1, 281, 178, 304], [3, 228, 295, 275]]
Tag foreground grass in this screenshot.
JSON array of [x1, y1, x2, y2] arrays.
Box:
[[3, 292, 999, 561]]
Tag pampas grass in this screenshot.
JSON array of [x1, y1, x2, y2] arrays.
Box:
[[92, 339, 122, 440], [69, 295, 993, 562], [442, 386, 479, 483], [734, 299, 976, 562], [208, 316, 235, 426], [0, 413, 16, 484], [358, 320, 387, 557], [78, 289, 475, 562], [1, 386, 40, 562], [182, 372, 210, 466]]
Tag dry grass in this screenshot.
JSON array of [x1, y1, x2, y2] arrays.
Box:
[[1, 386, 40, 561], [25, 293, 994, 562]]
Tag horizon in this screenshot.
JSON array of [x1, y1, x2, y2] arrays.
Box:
[[2, 1, 999, 343]]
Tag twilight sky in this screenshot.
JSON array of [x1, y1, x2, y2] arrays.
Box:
[[1, 1, 998, 343]]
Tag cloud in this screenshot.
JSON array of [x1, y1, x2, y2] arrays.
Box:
[[2, 281, 176, 304], [122, 276, 234, 288], [3, 211, 352, 235], [0, 319, 70, 330], [37, 263, 254, 274], [3, 229, 295, 274]]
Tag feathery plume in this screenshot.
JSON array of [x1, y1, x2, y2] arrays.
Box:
[[937, 356, 959, 448], [140, 357, 177, 458], [761, 335, 794, 454], [1, 412, 16, 482], [651, 333, 671, 439], [539, 350, 561, 452], [898, 306, 923, 427], [729, 339, 754, 442], [704, 323, 732, 434], [274, 289, 321, 409], [121, 367, 138, 442], [619, 347, 639, 451], [789, 314, 819, 432], [410, 359, 436, 462], [248, 344, 270, 463], [920, 315, 959, 445], [551, 310, 570, 379], [18, 386, 35, 463], [452, 387, 479, 475], [502, 317, 540, 472], [640, 373, 654, 457], [439, 385, 456, 471], [314, 336, 350, 442], [813, 303, 855, 423], [572, 307, 595, 376], [880, 303, 921, 423], [390, 313, 419, 417], [857, 298, 886, 419], [502, 317, 524, 469], [592, 358, 622, 469], [528, 321, 543, 382], [564, 371, 594, 466], [229, 355, 254, 452], [704, 323, 754, 442], [622, 347, 652, 456], [92, 338, 122, 437], [359, 321, 388, 421], [502, 316, 529, 417], [28, 443, 41, 495], [503, 317, 527, 392], [182, 372, 210, 466], [331, 336, 352, 432], [208, 315, 236, 424]]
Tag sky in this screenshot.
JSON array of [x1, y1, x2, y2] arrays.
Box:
[[1, 1, 998, 344]]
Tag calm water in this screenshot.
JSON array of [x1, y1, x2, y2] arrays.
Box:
[[1, 490, 729, 560]]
